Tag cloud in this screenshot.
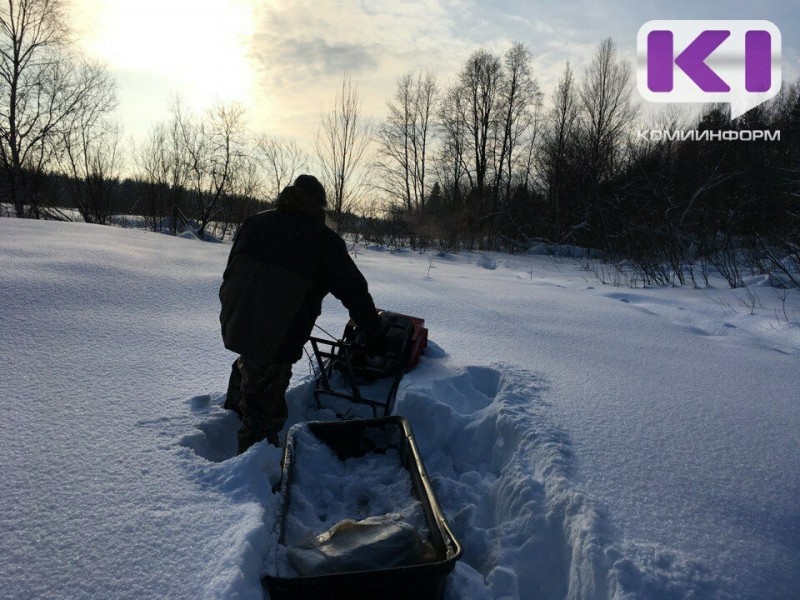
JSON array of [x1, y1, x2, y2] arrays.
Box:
[[249, 0, 465, 82], [241, 0, 800, 142], [256, 36, 380, 80], [245, 0, 473, 136]]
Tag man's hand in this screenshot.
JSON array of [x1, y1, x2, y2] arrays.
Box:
[[362, 311, 387, 359]]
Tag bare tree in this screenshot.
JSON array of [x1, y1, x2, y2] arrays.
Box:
[[254, 133, 307, 202], [132, 97, 193, 233], [517, 99, 543, 193], [493, 42, 541, 206], [55, 60, 119, 224], [434, 49, 504, 248], [375, 70, 438, 215], [571, 38, 638, 245], [182, 102, 249, 239], [579, 38, 638, 186], [436, 83, 468, 205], [133, 122, 170, 231], [539, 61, 580, 238], [315, 74, 373, 232], [0, 0, 111, 218], [459, 49, 503, 218], [59, 119, 123, 224], [215, 143, 262, 240]]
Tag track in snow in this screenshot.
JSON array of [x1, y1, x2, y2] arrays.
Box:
[[172, 355, 724, 600]]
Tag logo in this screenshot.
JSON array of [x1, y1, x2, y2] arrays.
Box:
[[637, 20, 781, 119]]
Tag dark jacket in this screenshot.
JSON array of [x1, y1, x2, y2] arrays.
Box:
[[219, 185, 380, 365]]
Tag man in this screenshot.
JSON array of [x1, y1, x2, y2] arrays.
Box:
[[219, 174, 383, 453]]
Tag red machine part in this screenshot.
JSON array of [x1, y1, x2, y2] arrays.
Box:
[[404, 315, 428, 372]]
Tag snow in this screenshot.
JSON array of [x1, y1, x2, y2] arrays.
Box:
[[1, 218, 798, 600], [275, 423, 430, 578]]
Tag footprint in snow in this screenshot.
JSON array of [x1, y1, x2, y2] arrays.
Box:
[[177, 393, 240, 462]]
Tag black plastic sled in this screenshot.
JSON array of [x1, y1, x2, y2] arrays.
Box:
[[262, 416, 462, 600]]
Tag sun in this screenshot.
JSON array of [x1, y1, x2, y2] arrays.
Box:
[[72, 0, 259, 109]]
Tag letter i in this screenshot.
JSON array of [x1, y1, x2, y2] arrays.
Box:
[[648, 31, 674, 92], [745, 31, 771, 92]]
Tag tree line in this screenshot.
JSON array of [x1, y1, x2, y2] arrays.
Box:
[[366, 39, 799, 289], [2, 0, 798, 287]]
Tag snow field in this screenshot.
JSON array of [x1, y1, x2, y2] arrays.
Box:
[[2, 218, 798, 599]]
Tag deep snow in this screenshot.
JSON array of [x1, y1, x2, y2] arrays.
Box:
[[1, 218, 798, 599]]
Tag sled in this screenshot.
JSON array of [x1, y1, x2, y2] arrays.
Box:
[[262, 416, 462, 600], [309, 311, 427, 417]]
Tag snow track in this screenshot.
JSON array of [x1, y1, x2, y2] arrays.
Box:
[[172, 357, 725, 599], [398, 362, 609, 600], [398, 359, 729, 600]]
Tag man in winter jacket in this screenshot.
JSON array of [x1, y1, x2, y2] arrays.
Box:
[[219, 174, 383, 453]]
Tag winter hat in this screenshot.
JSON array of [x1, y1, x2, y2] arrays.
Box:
[[293, 174, 327, 207]]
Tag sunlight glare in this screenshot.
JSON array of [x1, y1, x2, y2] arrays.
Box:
[[77, 0, 257, 107]]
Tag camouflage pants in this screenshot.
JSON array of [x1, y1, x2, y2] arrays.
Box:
[[228, 357, 292, 453]]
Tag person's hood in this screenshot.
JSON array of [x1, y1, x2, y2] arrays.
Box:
[[276, 185, 325, 224]]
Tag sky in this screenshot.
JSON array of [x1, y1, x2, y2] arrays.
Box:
[[70, 0, 800, 151]]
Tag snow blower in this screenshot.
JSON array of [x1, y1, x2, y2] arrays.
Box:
[[263, 317, 462, 600], [309, 310, 428, 417]]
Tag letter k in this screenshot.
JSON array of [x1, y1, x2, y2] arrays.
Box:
[[648, 30, 731, 93], [675, 30, 731, 92]]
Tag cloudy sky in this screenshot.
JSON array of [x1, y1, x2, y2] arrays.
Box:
[[71, 0, 800, 148]]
